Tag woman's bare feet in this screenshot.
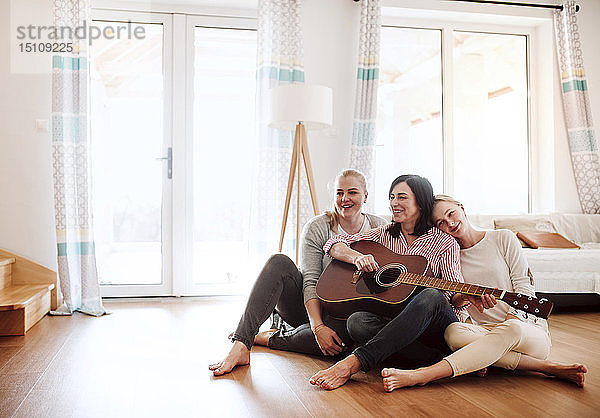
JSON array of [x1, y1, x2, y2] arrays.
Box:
[[208, 341, 251, 376], [475, 367, 488, 378], [381, 368, 425, 392], [542, 363, 587, 387], [254, 329, 278, 347], [381, 360, 454, 392], [309, 354, 362, 390]]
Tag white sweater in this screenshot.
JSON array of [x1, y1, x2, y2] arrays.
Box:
[[460, 229, 545, 326]]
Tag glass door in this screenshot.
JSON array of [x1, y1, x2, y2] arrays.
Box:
[[182, 16, 257, 295], [90, 12, 258, 296], [90, 11, 173, 296]]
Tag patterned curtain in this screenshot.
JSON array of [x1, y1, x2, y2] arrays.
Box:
[[349, 0, 381, 212], [554, 1, 600, 214], [251, 0, 311, 261], [51, 0, 105, 316]]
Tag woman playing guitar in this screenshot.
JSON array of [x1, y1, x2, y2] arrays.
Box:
[[381, 195, 587, 391]]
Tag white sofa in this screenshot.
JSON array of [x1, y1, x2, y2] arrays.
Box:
[[468, 213, 600, 297]]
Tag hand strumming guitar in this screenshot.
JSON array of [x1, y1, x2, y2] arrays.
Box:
[[330, 242, 379, 272], [352, 253, 379, 272]]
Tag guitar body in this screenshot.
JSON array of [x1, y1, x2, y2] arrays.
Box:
[[317, 241, 431, 319]]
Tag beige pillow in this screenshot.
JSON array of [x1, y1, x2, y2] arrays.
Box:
[[493, 215, 557, 234], [494, 215, 556, 248], [516, 231, 580, 249], [549, 213, 600, 245]]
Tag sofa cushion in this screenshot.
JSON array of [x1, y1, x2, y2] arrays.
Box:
[[493, 215, 557, 234], [524, 248, 600, 294], [493, 215, 556, 247], [549, 213, 600, 245], [516, 231, 580, 249]]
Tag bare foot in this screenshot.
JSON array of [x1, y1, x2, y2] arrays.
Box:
[[309, 354, 362, 390], [544, 363, 587, 387], [208, 341, 250, 376], [381, 368, 424, 392], [475, 367, 488, 378], [254, 329, 278, 346]]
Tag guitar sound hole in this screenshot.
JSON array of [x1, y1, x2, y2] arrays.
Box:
[[378, 268, 404, 285]]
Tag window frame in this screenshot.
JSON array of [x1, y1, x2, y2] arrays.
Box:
[[379, 12, 553, 214]]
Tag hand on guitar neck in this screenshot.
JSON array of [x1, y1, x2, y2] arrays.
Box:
[[453, 293, 497, 312]]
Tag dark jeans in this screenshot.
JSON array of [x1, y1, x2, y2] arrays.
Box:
[[349, 288, 458, 372], [232, 253, 351, 355]]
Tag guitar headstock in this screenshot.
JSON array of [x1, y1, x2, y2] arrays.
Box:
[[501, 293, 553, 319]]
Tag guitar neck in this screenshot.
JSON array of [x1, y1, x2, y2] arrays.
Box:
[[400, 272, 503, 298]]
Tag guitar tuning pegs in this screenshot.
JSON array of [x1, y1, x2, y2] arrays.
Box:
[[524, 304, 528, 309], [528, 296, 532, 300], [535, 308, 540, 313], [513, 301, 518, 305], [516, 293, 522, 297]]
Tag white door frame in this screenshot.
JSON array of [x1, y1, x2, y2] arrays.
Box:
[[92, 10, 174, 297], [179, 15, 256, 296]]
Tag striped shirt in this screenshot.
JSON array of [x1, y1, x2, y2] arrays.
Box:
[[323, 223, 468, 322]]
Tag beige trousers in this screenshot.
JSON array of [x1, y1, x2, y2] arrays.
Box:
[[443, 319, 551, 377]]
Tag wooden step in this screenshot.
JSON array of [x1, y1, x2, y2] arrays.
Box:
[[0, 248, 58, 311], [0, 283, 55, 336], [0, 256, 16, 290], [0, 257, 15, 267]]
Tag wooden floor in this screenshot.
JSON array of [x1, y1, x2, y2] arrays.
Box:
[[0, 298, 599, 417]]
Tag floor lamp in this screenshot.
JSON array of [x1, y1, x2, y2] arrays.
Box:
[[269, 84, 333, 262]]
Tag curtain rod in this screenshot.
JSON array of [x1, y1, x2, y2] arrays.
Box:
[[442, 1, 579, 12], [353, 1, 580, 12]]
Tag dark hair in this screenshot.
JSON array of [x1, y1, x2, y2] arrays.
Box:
[[388, 174, 434, 238]]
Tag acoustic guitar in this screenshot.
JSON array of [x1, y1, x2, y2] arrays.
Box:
[[316, 240, 553, 319]]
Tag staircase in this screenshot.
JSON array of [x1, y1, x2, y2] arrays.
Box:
[[0, 250, 58, 336]]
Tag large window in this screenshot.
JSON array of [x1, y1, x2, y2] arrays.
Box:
[[375, 24, 529, 214]]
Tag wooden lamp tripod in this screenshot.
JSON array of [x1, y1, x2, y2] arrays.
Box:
[[269, 85, 333, 262]]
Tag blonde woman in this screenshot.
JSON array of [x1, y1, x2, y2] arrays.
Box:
[[381, 195, 587, 391], [209, 169, 387, 376]]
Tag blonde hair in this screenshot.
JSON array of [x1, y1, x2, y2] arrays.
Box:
[[325, 169, 368, 233], [434, 194, 462, 207]]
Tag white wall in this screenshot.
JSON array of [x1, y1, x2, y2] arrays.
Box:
[[0, 0, 57, 269], [1, 0, 599, 268], [302, 0, 361, 209]]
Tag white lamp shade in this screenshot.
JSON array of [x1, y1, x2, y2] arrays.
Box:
[[268, 84, 333, 130]]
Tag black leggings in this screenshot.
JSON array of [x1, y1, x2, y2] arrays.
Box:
[[231, 253, 351, 355]]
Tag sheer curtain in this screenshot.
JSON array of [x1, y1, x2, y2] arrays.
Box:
[[51, 0, 105, 315], [554, 1, 600, 213], [349, 0, 381, 212], [251, 0, 311, 263]]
